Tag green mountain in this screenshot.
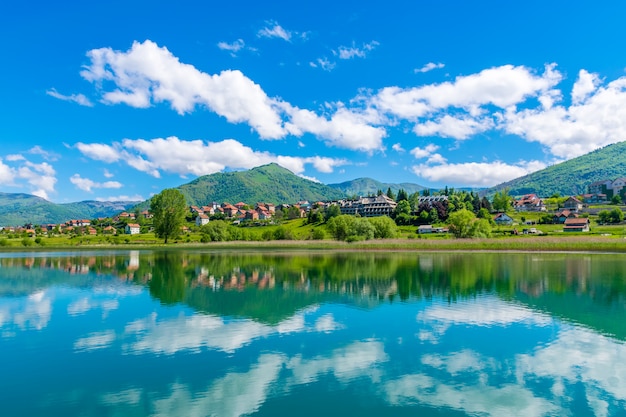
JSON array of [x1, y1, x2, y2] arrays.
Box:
[[487, 141, 626, 197], [329, 177, 426, 197], [0, 192, 138, 226], [176, 163, 346, 206]]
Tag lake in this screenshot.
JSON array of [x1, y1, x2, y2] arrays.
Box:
[[1, 249, 626, 416]]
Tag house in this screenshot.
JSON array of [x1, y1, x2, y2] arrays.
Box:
[[611, 177, 626, 197], [514, 194, 546, 212], [195, 213, 210, 227], [562, 196, 583, 212], [493, 213, 514, 225], [553, 209, 578, 224], [581, 193, 607, 204], [563, 217, 590, 232], [245, 210, 259, 221], [417, 225, 433, 234], [125, 223, 141, 235], [589, 180, 613, 195], [103, 226, 116, 235], [87, 227, 97, 235]]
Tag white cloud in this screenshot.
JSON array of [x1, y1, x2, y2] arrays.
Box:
[[95, 194, 144, 202], [412, 159, 547, 187], [16, 161, 57, 199], [0, 158, 15, 184], [310, 57, 336, 72], [81, 40, 286, 139], [374, 64, 561, 120], [410, 143, 439, 159], [414, 114, 494, 140], [335, 41, 379, 60], [76, 142, 121, 163], [28, 146, 60, 161], [414, 62, 445, 73], [257, 21, 292, 41], [217, 38, 246, 56], [76, 136, 348, 178], [103, 169, 114, 178], [0, 156, 57, 198], [503, 72, 626, 159], [3, 290, 52, 332], [70, 174, 123, 192], [571, 69, 601, 104], [46, 88, 93, 107], [392, 143, 405, 153]]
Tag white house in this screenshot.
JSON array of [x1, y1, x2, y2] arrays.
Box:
[[196, 213, 210, 227], [125, 223, 141, 235]]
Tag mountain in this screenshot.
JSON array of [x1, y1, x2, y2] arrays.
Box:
[[0, 193, 138, 226], [176, 163, 346, 206], [487, 141, 626, 197], [329, 178, 426, 197]]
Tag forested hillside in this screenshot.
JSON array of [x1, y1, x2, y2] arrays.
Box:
[[487, 141, 626, 197]]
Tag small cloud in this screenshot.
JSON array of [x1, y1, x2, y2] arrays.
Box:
[[392, 143, 405, 153], [28, 146, 60, 161], [310, 57, 336, 72], [298, 141, 306, 148], [103, 169, 114, 178], [46, 88, 93, 107], [217, 39, 246, 57], [6, 154, 25, 162], [414, 62, 445, 73], [299, 174, 320, 183], [70, 174, 123, 192], [410, 144, 440, 159], [335, 41, 379, 60], [95, 195, 144, 202], [257, 21, 291, 41]]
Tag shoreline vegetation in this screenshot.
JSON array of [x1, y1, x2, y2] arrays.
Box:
[[1, 236, 626, 254]]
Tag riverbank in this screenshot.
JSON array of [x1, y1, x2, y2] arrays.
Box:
[[1, 235, 626, 253]]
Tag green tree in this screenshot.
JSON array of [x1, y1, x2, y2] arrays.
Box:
[[492, 189, 513, 212], [324, 204, 341, 221], [386, 187, 395, 200], [367, 216, 398, 239], [396, 189, 409, 202], [611, 194, 622, 205], [150, 189, 187, 243], [598, 208, 624, 224], [448, 209, 475, 238]]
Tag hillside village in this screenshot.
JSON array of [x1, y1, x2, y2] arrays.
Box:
[[1, 176, 625, 241]]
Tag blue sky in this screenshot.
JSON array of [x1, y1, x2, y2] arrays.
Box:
[[2, 1, 626, 203]]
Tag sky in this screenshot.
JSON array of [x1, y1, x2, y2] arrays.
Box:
[[2, 1, 626, 203]]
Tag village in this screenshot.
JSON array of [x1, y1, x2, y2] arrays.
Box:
[[1, 176, 625, 241]]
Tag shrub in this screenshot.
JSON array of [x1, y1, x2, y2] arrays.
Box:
[[21, 237, 34, 247], [0, 238, 9, 247]]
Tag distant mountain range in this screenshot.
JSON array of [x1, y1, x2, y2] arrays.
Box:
[[0, 193, 138, 226], [487, 141, 626, 197], [2, 141, 626, 226], [328, 177, 426, 196]]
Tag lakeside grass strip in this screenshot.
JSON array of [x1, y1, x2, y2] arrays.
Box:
[[1, 236, 625, 253]]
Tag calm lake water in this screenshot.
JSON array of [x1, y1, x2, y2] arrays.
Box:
[[1, 249, 626, 416]]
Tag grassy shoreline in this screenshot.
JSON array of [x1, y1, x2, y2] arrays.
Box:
[[1, 236, 626, 254]]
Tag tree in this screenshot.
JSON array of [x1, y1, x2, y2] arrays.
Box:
[[386, 187, 395, 200], [448, 209, 491, 238], [396, 189, 409, 202], [324, 204, 341, 221], [492, 189, 513, 212], [611, 194, 622, 205], [150, 189, 187, 243], [598, 208, 624, 224]]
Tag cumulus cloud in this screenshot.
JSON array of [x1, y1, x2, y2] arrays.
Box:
[[76, 142, 121, 163], [392, 143, 405, 153], [257, 21, 292, 41], [77, 136, 347, 178], [414, 115, 494, 140], [414, 62, 445, 73], [503, 71, 626, 159], [70, 174, 123, 192], [412, 160, 547, 187], [0, 156, 57, 199], [46, 88, 93, 107], [79, 40, 382, 150]]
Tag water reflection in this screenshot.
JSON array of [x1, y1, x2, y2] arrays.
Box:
[[1, 250, 626, 416]]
